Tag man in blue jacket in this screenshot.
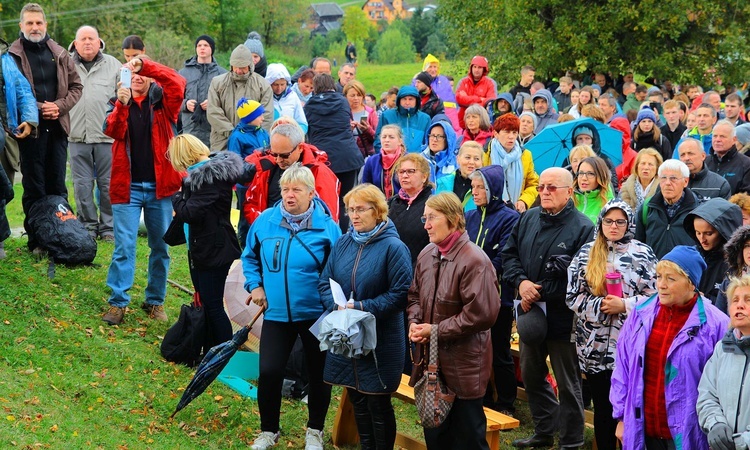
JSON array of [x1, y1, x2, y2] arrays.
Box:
[[374, 85, 431, 153]]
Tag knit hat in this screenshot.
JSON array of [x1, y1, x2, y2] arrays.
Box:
[[591, 84, 602, 94], [516, 303, 547, 346], [636, 108, 657, 125], [195, 34, 215, 56], [415, 71, 433, 87], [661, 245, 707, 288], [519, 111, 538, 130], [647, 86, 662, 96], [244, 31, 264, 58], [736, 123, 750, 146], [573, 125, 593, 139], [230, 45, 253, 68], [237, 97, 265, 125]]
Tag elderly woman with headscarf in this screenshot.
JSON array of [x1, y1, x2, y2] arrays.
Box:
[[265, 63, 307, 133], [518, 111, 537, 146], [611, 246, 729, 450], [484, 113, 539, 213]]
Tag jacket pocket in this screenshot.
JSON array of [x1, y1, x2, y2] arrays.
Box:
[[260, 238, 284, 273]]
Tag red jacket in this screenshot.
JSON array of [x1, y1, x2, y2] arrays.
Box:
[[243, 143, 341, 224], [105, 59, 186, 204], [455, 75, 496, 129], [461, 128, 493, 147]]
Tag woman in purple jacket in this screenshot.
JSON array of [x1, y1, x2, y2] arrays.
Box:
[[610, 246, 728, 450]]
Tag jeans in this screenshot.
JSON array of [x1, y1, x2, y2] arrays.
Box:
[[190, 258, 233, 349], [519, 339, 585, 447], [258, 319, 330, 432], [423, 398, 490, 450], [69, 142, 113, 237], [107, 182, 172, 307]]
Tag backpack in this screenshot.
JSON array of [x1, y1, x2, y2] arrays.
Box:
[[161, 293, 207, 367], [27, 195, 97, 264]]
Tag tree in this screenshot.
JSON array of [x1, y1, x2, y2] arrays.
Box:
[[341, 6, 372, 44], [438, 0, 750, 85], [407, 7, 434, 57], [372, 26, 415, 64], [247, 0, 307, 47]]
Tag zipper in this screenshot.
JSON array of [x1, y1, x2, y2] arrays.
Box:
[[273, 241, 280, 268], [283, 233, 293, 322], [734, 352, 749, 434], [350, 243, 366, 298]]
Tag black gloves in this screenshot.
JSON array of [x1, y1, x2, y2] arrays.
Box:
[[708, 423, 735, 450]]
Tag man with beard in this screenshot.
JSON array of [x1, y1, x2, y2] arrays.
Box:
[[9, 2, 82, 255], [207, 44, 272, 150]]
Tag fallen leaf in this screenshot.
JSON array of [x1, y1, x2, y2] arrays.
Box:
[[50, 424, 58, 432]]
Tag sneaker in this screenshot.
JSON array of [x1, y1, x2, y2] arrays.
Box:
[[102, 306, 125, 325], [251, 431, 279, 450], [141, 303, 168, 321], [31, 247, 47, 260], [305, 428, 324, 450]]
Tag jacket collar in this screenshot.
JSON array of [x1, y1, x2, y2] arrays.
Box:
[[437, 231, 470, 261]]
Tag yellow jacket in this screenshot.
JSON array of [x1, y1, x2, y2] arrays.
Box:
[[482, 146, 539, 208]]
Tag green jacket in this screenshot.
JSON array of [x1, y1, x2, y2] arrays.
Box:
[[574, 187, 614, 224], [622, 93, 642, 113]]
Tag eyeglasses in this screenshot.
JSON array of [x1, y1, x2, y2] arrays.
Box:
[[577, 171, 596, 179], [345, 206, 374, 217], [659, 175, 683, 184], [602, 218, 628, 228], [536, 185, 570, 193], [269, 147, 297, 159], [420, 214, 444, 224], [428, 134, 446, 140], [398, 169, 418, 176]]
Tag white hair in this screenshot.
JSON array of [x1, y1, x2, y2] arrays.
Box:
[[658, 159, 690, 178]]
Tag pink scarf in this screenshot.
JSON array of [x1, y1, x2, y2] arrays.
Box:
[[381, 147, 403, 198], [437, 230, 462, 255]]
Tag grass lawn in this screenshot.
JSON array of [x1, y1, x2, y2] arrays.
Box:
[[0, 181, 595, 448], [354, 62, 424, 97]]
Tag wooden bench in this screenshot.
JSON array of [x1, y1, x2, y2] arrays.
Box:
[[331, 374, 520, 450]]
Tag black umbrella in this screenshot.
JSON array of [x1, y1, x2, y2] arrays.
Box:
[[169, 306, 265, 419]]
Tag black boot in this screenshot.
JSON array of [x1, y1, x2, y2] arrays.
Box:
[[348, 389, 376, 450]]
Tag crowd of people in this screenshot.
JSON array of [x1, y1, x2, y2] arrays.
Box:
[[2, 2, 750, 450]]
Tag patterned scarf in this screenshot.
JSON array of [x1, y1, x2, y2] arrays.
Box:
[[280, 200, 315, 232], [489, 138, 523, 204]]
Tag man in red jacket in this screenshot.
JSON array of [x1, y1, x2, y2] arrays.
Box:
[[243, 121, 340, 227], [455, 55, 497, 130], [102, 56, 186, 326]]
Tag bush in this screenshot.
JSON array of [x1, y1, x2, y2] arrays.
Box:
[[372, 27, 416, 65]]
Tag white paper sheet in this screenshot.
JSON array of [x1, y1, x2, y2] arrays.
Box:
[[330, 278, 348, 308]]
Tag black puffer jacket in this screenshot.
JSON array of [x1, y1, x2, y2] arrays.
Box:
[[388, 187, 432, 267], [171, 151, 251, 270], [684, 198, 743, 304], [502, 199, 595, 340], [304, 91, 364, 174], [706, 145, 750, 195], [635, 188, 702, 259]]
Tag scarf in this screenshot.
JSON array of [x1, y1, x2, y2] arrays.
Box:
[[273, 86, 291, 102], [398, 187, 422, 207], [381, 148, 402, 198], [280, 200, 315, 232], [635, 130, 657, 150], [634, 177, 655, 210], [437, 230, 462, 255], [350, 220, 387, 245], [489, 138, 523, 203]]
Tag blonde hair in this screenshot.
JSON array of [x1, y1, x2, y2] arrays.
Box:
[[425, 192, 466, 232], [573, 156, 611, 207], [656, 260, 693, 288], [586, 206, 626, 296], [168, 134, 210, 172], [558, 113, 576, 123], [580, 105, 606, 123], [343, 80, 366, 98], [458, 140, 484, 157], [344, 184, 389, 223], [631, 148, 663, 177], [380, 124, 406, 153], [569, 144, 596, 164], [394, 153, 434, 190], [726, 275, 750, 305], [279, 163, 315, 192], [730, 193, 750, 216]]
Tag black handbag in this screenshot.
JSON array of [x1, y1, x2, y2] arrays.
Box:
[[163, 216, 186, 246], [160, 292, 206, 367]]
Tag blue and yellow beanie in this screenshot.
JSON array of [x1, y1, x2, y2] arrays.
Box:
[[237, 97, 264, 125]]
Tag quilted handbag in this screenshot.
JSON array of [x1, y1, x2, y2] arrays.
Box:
[[412, 324, 455, 428]]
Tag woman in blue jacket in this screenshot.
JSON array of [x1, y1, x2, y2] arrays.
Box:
[[318, 183, 413, 450], [242, 163, 341, 450]]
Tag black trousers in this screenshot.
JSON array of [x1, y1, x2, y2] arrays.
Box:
[[645, 436, 676, 450], [335, 169, 358, 233], [189, 259, 233, 349], [257, 319, 330, 432], [423, 397, 490, 450], [586, 370, 618, 450], [19, 121, 68, 249], [485, 305, 517, 412], [347, 388, 396, 450]]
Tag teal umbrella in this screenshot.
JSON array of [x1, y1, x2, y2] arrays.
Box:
[[169, 306, 265, 419]]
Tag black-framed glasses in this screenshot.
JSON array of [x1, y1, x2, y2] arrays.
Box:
[[602, 218, 628, 228], [577, 171, 596, 179], [345, 206, 374, 217], [536, 185, 570, 193], [428, 134, 446, 140]]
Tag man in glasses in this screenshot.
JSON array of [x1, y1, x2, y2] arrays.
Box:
[[635, 159, 701, 258], [241, 121, 340, 246], [502, 167, 594, 450]]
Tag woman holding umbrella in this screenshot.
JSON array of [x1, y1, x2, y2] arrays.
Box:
[[241, 163, 342, 450], [318, 184, 413, 450]]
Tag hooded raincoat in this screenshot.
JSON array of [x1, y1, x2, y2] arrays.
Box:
[[265, 63, 307, 133], [421, 117, 458, 182], [531, 89, 560, 133], [716, 226, 750, 314], [455, 57, 496, 130], [374, 85, 431, 154]]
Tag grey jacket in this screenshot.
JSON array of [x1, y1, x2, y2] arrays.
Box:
[[178, 56, 226, 147], [697, 329, 750, 449], [207, 67, 272, 151], [689, 164, 731, 200], [68, 50, 120, 143]]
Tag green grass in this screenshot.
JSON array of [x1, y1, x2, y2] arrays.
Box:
[[355, 62, 424, 97], [0, 180, 595, 448]]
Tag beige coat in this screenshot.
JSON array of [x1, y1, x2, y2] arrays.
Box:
[[68, 51, 120, 143]]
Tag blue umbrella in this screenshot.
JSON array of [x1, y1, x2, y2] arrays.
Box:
[[169, 306, 265, 419], [524, 117, 623, 173]]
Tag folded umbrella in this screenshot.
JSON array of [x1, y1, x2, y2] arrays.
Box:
[[169, 305, 265, 419], [317, 309, 377, 358]]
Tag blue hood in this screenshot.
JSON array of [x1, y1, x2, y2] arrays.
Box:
[[396, 85, 420, 116], [475, 165, 506, 214]]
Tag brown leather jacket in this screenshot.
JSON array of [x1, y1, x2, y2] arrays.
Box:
[[407, 232, 500, 399], [9, 35, 82, 135]]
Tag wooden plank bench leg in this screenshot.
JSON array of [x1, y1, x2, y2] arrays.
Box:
[[331, 388, 360, 446]]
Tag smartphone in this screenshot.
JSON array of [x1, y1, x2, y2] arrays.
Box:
[[360, 116, 368, 125], [120, 67, 132, 89]]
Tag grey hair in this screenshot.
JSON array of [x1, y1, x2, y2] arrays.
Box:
[[658, 159, 690, 178], [598, 93, 616, 107], [678, 138, 704, 154], [279, 163, 315, 193], [270, 122, 304, 148], [697, 103, 718, 117], [714, 119, 736, 138]]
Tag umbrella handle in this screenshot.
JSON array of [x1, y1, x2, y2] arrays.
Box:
[[245, 305, 266, 330]]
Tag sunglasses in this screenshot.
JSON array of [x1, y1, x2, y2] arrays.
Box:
[[269, 147, 297, 159], [536, 185, 570, 193]]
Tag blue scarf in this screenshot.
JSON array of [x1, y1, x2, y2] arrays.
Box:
[[350, 220, 387, 245], [489, 138, 523, 204], [280, 201, 315, 232]]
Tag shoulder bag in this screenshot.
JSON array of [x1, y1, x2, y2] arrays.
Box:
[[412, 324, 455, 428]]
